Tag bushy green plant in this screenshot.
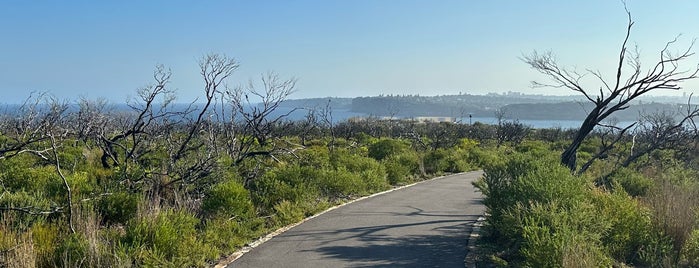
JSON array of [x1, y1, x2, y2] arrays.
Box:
[[606, 167, 653, 197], [681, 229, 699, 266], [517, 201, 611, 268], [124, 210, 217, 267], [203, 216, 266, 255], [202, 179, 254, 220], [0, 191, 52, 230], [317, 168, 364, 198], [590, 184, 656, 264], [476, 152, 617, 265], [423, 149, 449, 174], [296, 145, 331, 169], [423, 147, 479, 175], [383, 151, 421, 185], [251, 166, 320, 212], [367, 139, 409, 160], [466, 146, 503, 169], [478, 153, 585, 244], [55, 233, 89, 267], [272, 200, 306, 227], [0, 155, 48, 192], [32, 223, 59, 267], [330, 150, 389, 192], [98, 192, 140, 225]]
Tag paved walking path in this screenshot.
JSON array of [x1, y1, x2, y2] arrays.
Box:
[[228, 171, 485, 268]]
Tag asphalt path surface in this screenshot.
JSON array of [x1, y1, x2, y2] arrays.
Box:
[[228, 171, 484, 268]]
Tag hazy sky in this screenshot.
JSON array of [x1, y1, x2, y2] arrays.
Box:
[[1, 1, 699, 103]]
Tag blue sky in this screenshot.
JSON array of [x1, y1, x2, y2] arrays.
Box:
[[1, 1, 698, 103]]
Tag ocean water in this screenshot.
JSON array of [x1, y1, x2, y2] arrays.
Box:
[[272, 107, 621, 129], [1, 103, 634, 130]]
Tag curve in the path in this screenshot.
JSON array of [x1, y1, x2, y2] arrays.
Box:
[[228, 171, 484, 268]]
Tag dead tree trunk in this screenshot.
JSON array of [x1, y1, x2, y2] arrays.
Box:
[[523, 6, 699, 173]]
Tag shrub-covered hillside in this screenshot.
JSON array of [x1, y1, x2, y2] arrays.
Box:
[[0, 82, 499, 267]]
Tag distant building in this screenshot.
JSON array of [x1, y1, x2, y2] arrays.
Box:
[[347, 116, 455, 123], [413, 116, 455, 123]]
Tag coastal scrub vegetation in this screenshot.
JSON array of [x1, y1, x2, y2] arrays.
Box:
[[473, 6, 699, 267], [0, 55, 491, 267]]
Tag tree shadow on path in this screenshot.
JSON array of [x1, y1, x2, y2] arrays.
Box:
[[294, 212, 481, 267]]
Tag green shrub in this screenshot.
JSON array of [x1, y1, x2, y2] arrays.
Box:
[[367, 139, 409, 160], [251, 166, 320, 211], [478, 146, 507, 165], [317, 168, 364, 198], [518, 202, 611, 268], [330, 150, 389, 192], [636, 233, 675, 267], [1, 161, 57, 195], [32, 223, 59, 267], [124, 210, 216, 267], [384, 151, 421, 185], [202, 179, 254, 220], [272, 200, 306, 226], [514, 140, 553, 157], [479, 153, 587, 231], [98, 192, 140, 225], [0, 191, 51, 229], [606, 167, 653, 197], [590, 185, 655, 264], [423, 148, 476, 174], [423, 149, 449, 174], [476, 152, 603, 265], [296, 145, 331, 169], [682, 229, 699, 266], [56, 233, 89, 267], [359, 162, 390, 193], [203, 216, 266, 255]]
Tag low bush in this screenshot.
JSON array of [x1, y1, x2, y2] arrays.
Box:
[[682, 229, 699, 266], [202, 179, 254, 220], [517, 201, 611, 267], [98, 191, 140, 225], [272, 200, 306, 227], [477, 153, 589, 249], [330, 150, 389, 193], [55, 233, 89, 267], [203, 216, 266, 255], [423, 149, 449, 174], [475, 150, 674, 266], [590, 184, 657, 265], [605, 167, 653, 197], [251, 166, 321, 212], [367, 139, 410, 161], [123, 210, 217, 267], [383, 151, 421, 185]]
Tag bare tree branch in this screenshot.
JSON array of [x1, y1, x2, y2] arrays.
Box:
[[523, 7, 699, 172]]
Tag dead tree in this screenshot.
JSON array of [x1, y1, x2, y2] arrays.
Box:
[[578, 120, 635, 174], [98, 65, 182, 169], [171, 54, 238, 162], [226, 72, 297, 165], [0, 93, 62, 160], [622, 100, 699, 167], [319, 99, 336, 151], [0, 97, 74, 227], [161, 54, 238, 191], [523, 8, 699, 172], [73, 97, 110, 147]]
